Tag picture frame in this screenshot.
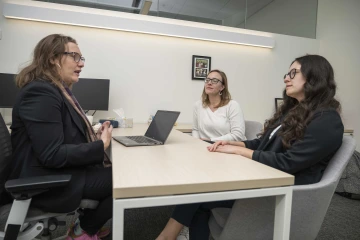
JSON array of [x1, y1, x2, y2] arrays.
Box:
[[275, 98, 284, 111], [192, 55, 211, 80]]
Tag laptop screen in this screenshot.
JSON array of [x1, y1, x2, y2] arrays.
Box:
[[145, 110, 180, 143]]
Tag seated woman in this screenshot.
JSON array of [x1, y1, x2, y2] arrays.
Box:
[[192, 69, 246, 142], [9, 34, 113, 240], [156, 55, 344, 240]]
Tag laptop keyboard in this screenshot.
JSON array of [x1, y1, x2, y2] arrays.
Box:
[[127, 136, 159, 144]]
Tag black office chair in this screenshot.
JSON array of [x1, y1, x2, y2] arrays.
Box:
[[0, 114, 99, 240]]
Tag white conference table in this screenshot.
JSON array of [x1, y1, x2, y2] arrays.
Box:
[[110, 124, 294, 239]]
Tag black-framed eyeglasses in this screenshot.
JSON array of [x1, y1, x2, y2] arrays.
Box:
[[204, 78, 223, 84], [63, 52, 85, 63], [284, 68, 300, 79]]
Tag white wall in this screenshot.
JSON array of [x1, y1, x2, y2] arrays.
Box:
[[317, 0, 360, 150], [245, 0, 318, 39], [0, 0, 319, 125]]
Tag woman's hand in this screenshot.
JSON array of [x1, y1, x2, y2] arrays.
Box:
[[213, 145, 241, 154], [207, 140, 229, 152], [96, 122, 110, 139], [100, 121, 113, 151], [211, 145, 254, 159], [96, 123, 103, 139]]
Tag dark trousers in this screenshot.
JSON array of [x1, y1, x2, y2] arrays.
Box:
[[79, 166, 112, 235], [172, 200, 234, 240]]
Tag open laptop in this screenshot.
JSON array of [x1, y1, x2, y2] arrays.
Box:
[[112, 110, 180, 147]]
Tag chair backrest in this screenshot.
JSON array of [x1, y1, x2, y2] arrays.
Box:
[[244, 121, 263, 140], [0, 114, 12, 205], [290, 136, 356, 240]]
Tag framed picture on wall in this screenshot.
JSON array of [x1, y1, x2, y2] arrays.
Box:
[[275, 98, 284, 111], [192, 55, 211, 80]]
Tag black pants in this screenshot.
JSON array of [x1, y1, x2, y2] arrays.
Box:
[[79, 166, 112, 235], [172, 200, 234, 240]]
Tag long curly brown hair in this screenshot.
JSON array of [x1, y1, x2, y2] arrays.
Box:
[[263, 55, 340, 148]]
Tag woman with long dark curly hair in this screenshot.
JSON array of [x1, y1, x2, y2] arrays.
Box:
[[156, 55, 344, 240]]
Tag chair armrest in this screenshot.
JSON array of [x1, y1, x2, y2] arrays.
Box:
[[5, 175, 71, 200]]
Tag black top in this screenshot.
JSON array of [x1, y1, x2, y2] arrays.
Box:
[[10, 80, 105, 212], [244, 109, 344, 185]]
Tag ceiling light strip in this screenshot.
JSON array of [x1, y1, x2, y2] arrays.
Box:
[[3, 2, 275, 48]]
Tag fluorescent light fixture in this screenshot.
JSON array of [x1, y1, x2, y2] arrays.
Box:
[[140, 0, 152, 15], [3, 1, 275, 48]]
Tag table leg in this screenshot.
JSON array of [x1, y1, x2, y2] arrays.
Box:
[[112, 186, 293, 239], [273, 187, 293, 240], [113, 199, 125, 240]]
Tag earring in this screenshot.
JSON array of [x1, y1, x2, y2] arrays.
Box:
[[56, 63, 61, 69], [219, 91, 223, 96]]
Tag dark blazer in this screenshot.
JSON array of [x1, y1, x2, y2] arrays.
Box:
[[10, 80, 105, 213], [244, 109, 344, 185]]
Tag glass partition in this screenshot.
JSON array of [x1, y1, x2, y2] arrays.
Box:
[[34, 0, 318, 39]]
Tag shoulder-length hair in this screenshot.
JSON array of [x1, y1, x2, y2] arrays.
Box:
[[263, 54, 341, 148], [201, 69, 232, 108], [16, 34, 77, 88]]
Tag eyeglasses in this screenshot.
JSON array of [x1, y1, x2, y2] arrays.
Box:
[[63, 52, 85, 63], [204, 78, 223, 84], [284, 68, 300, 79]]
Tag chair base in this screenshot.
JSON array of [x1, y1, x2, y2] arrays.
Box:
[[336, 192, 360, 200], [0, 222, 44, 240]]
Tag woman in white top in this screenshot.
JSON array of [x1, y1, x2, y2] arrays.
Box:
[[192, 69, 246, 142]]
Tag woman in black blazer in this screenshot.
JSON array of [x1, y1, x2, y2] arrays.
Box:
[[10, 34, 112, 240], [156, 55, 344, 240]]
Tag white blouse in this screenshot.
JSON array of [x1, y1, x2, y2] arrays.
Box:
[[192, 100, 246, 141]]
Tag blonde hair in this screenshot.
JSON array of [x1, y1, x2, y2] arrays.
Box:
[[16, 34, 77, 88], [201, 69, 231, 108]]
